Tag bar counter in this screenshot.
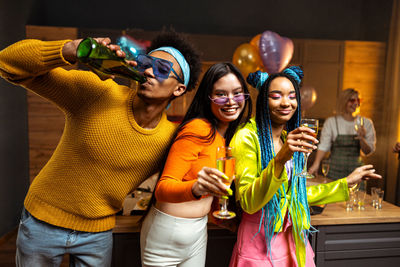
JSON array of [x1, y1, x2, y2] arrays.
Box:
[[311, 194, 400, 225], [112, 180, 400, 267]]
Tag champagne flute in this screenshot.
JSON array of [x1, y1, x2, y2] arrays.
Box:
[[212, 146, 236, 220], [321, 159, 330, 183], [299, 118, 319, 179], [354, 115, 364, 131]]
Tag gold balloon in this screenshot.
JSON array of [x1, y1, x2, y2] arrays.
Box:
[[250, 34, 261, 50], [232, 43, 263, 79]]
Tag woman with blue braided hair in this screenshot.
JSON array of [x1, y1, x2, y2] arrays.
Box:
[[228, 66, 381, 267]]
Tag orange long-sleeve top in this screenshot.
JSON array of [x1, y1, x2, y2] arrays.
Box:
[[155, 118, 225, 202]]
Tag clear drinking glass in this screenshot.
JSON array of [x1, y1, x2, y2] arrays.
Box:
[[346, 190, 355, 211], [299, 118, 319, 179], [354, 115, 364, 132], [212, 146, 236, 220], [357, 190, 366, 210], [376, 190, 385, 209], [356, 180, 367, 210], [370, 187, 379, 208], [321, 158, 330, 183]]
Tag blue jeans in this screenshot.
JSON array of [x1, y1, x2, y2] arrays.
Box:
[[16, 208, 113, 267]]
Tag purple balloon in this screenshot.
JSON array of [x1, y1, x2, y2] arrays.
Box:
[[259, 31, 294, 73]]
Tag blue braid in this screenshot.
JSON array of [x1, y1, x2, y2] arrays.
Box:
[[251, 67, 314, 263], [247, 70, 269, 90], [282, 66, 304, 85]]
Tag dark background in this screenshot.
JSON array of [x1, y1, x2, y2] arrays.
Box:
[[0, 0, 394, 237]]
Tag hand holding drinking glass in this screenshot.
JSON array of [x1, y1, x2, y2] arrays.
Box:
[[354, 115, 364, 131], [213, 146, 236, 220], [299, 118, 319, 179]]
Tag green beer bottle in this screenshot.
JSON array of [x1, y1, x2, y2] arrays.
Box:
[[76, 37, 147, 83]]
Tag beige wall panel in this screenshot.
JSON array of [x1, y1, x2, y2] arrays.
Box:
[[303, 40, 342, 63], [344, 41, 386, 65], [302, 63, 341, 119]]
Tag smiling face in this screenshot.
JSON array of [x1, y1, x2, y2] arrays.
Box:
[[345, 93, 360, 114], [267, 76, 298, 126], [137, 50, 185, 102], [210, 73, 246, 130]]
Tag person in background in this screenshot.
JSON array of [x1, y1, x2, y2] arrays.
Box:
[[228, 68, 382, 267], [309, 88, 376, 180], [0, 30, 201, 267], [394, 142, 400, 154], [140, 62, 252, 267]]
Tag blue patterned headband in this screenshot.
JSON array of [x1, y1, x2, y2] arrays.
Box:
[[150, 46, 190, 87]]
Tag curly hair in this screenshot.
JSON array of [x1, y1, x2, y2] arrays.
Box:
[[148, 29, 202, 93]]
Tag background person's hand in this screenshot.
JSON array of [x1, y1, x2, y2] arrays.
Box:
[[393, 142, 400, 153], [308, 163, 319, 176], [355, 125, 367, 140], [346, 164, 382, 188]]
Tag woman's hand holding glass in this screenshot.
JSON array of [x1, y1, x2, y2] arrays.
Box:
[[191, 167, 233, 198], [354, 116, 367, 139], [274, 126, 318, 179], [213, 146, 236, 219], [278, 127, 318, 162]]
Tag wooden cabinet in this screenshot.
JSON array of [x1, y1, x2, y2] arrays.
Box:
[[112, 228, 236, 267], [310, 192, 400, 266], [314, 223, 400, 266]]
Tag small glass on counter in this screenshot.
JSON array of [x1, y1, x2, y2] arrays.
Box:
[[346, 190, 356, 212], [371, 187, 379, 208], [376, 189, 385, 210], [356, 180, 367, 210]]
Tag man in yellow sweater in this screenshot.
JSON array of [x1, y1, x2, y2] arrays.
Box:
[[0, 30, 201, 266]]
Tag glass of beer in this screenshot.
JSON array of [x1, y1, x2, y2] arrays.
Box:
[[212, 146, 236, 220]]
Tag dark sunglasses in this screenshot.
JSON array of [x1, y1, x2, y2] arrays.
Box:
[[136, 54, 184, 83], [209, 94, 250, 105]]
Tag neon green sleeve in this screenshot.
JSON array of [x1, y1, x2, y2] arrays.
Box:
[[230, 120, 288, 214], [307, 178, 349, 205]]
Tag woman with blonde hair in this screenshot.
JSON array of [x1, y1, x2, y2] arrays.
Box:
[[309, 88, 376, 179]]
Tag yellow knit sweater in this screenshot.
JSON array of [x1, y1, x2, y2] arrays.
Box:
[[0, 39, 178, 232]]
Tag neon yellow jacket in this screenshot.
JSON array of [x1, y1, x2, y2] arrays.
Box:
[[230, 119, 349, 267]]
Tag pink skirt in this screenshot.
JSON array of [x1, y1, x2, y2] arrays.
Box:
[[229, 210, 315, 267]]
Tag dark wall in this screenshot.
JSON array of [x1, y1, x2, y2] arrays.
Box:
[[0, 0, 33, 237], [0, 0, 394, 237], [26, 0, 392, 41]]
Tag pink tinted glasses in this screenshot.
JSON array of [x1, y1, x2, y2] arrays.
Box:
[[209, 94, 250, 105]]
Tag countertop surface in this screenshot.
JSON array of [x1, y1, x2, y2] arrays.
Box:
[[113, 177, 400, 233], [308, 176, 400, 225]]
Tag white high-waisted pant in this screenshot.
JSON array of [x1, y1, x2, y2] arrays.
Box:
[[140, 206, 208, 267]]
